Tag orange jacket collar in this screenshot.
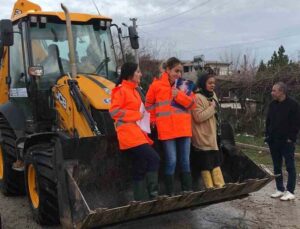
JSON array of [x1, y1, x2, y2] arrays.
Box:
[[122, 80, 138, 89], [160, 72, 171, 86]]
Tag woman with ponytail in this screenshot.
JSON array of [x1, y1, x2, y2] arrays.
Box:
[[145, 57, 195, 196], [109, 62, 160, 201]]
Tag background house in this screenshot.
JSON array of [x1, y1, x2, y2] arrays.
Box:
[[182, 57, 232, 81]]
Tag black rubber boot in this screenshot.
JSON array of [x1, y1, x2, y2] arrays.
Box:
[[133, 179, 149, 201], [146, 171, 159, 199], [181, 172, 192, 193], [164, 175, 174, 196]]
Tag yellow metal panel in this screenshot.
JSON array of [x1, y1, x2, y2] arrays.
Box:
[[53, 76, 94, 138], [11, 0, 41, 19], [11, 0, 111, 22], [13, 11, 112, 22], [76, 75, 115, 110], [0, 48, 9, 104]]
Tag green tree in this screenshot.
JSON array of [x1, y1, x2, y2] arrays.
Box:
[[267, 51, 278, 67], [257, 60, 267, 73], [267, 45, 289, 68], [277, 45, 289, 66]]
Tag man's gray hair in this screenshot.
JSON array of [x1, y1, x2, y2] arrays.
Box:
[[274, 82, 287, 95]]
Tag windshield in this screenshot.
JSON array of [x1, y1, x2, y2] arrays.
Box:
[[30, 22, 117, 87]]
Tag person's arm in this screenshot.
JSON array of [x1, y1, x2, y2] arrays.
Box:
[[109, 88, 142, 122], [265, 107, 270, 134], [287, 101, 300, 142], [173, 90, 195, 110], [265, 103, 272, 143], [191, 95, 215, 123], [145, 84, 156, 124]]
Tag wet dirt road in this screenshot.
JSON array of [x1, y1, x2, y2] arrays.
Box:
[[1, 181, 299, 229]]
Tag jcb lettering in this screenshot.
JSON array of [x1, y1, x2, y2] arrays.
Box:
[[56, 91, 67, 110]]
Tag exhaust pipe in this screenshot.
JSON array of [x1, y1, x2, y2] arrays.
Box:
[[61, 3, 77, 78]]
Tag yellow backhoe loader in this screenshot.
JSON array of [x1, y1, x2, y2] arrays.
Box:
[[0, 0, 273, 228]]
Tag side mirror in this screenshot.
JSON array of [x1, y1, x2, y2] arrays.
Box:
[[0, 20, 14, 46], [128, 26, 139, 50]]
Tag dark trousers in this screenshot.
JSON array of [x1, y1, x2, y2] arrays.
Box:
[[124, 144, 160, 181], [268, 141, 296, 193]]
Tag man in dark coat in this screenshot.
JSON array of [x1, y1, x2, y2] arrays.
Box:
[[265, 82, 300, 201]]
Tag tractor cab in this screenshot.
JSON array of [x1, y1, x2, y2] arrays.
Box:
[[27, 14, 118, 88], [0, 12, 122, 134]]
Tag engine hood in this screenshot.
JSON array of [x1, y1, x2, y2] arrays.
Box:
[[76, 74, 115, 110]]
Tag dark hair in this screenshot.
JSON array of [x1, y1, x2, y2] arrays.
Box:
[[195, 71, 216, 98], [165, 57, 181, 70], [116, 62, 138, 86], [160, 61, 166, 70], [196, 71, 215, 90]]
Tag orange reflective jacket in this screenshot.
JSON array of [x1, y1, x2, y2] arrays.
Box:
[[145, 72, 195, 140], [110, 80, 151, 150]]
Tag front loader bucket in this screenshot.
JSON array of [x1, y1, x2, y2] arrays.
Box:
[[54, 122, 273, 228]]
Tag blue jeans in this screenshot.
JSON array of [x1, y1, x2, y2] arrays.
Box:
[[162, 137, 191, 175], [268, 141, 296, 193]]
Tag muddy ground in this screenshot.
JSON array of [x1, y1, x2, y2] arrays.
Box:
[[0, 179, 299, 229]]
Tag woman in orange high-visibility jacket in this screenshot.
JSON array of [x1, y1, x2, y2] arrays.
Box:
[[145, 57, 195, 195], [109, 63, 160, 201]]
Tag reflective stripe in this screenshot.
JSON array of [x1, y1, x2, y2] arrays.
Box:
[[174, 109, 189, 114], [186, 100, 195, 109], [156, 109, 190, 117], [146, 103, 156, 111], [119, 111, 126, 119], [157, 100, 171, 106], [156, 111, 172, 117], [116, 120, 125, 128], [110, 108, 121, 117], [146, 100, 171, 111], [116, 120, 135, 128]]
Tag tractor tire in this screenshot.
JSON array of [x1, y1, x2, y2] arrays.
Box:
[[0, 117, 25, 195], [24, 143, 60, 225]]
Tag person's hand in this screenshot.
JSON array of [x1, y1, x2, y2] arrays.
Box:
[[172, 88, 179, 98], [264, 136, 269, 145], [210, 100, 216, 108], [287, 139, 293, 144], [151, 122, 156, 130]]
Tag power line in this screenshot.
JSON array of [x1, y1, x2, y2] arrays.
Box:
[[91, 0, 101, 15], [143, 0, 185, 19], [139, 0, 231, 34], [179, 32, 300, 53], [139, 0, 213, 27]]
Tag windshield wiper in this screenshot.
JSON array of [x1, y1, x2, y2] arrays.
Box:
[[95, 57, 110, 74], [95, 41, 110, 75]]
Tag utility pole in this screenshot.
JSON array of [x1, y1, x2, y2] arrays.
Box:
[[130, 17, 139, 65]]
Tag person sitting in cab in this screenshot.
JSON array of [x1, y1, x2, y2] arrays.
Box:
[[109, 62, 160, 201]]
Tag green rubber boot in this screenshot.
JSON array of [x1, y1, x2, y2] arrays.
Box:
[[181, 172, 192, 193], [164, 175, 174, 196], [133, 179, 149, 201], [146, 171, 159, 199]]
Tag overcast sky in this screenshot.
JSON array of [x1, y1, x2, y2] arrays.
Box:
[[3, 0, 300, 64]]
